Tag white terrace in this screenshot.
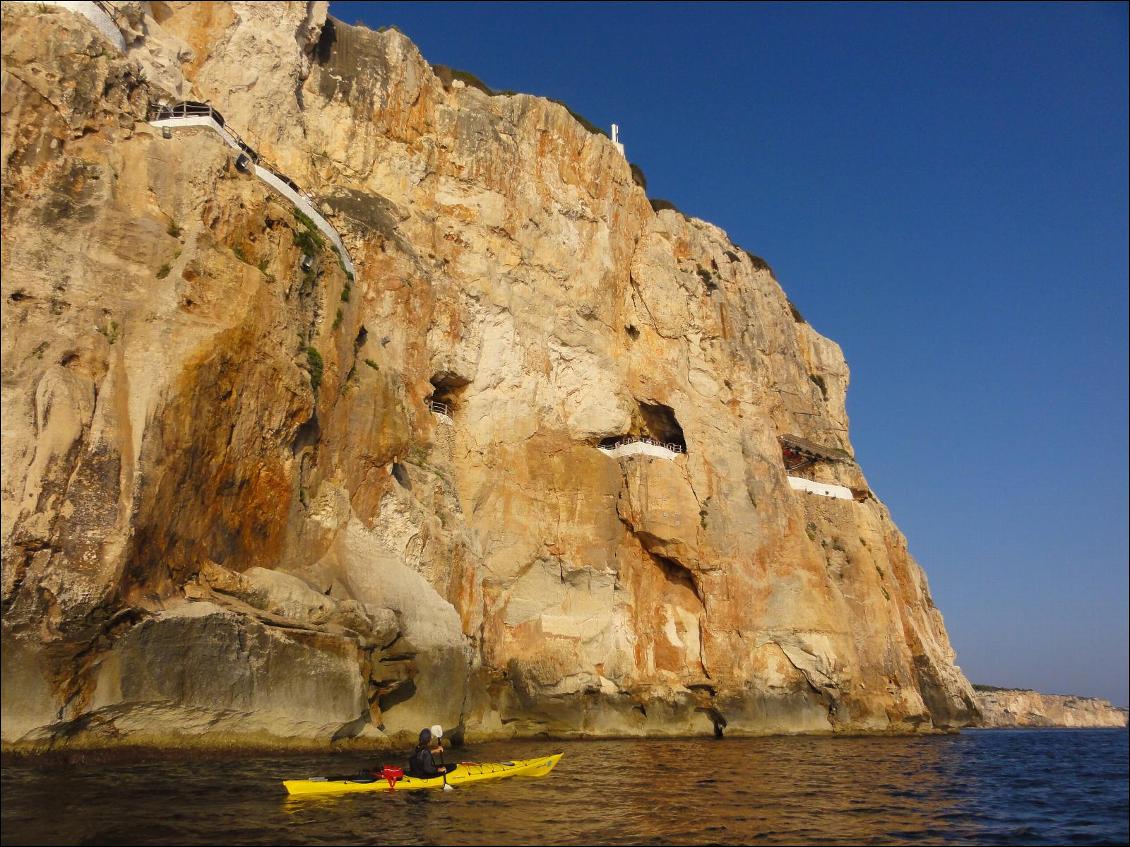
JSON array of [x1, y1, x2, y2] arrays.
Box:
[[11, 2, 358, 280], [148, 104, 356, 279], [786, 476, 853, 501], [598, 437, 684, 461], [17, 2, 861, 507]]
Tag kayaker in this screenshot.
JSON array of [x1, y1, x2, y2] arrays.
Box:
[[408, 727, 448, 778]]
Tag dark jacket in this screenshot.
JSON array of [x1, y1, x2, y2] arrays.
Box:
[[409, 745, 441, 777]]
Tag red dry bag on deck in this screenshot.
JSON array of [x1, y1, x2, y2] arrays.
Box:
[[380, 766, 404, 790]]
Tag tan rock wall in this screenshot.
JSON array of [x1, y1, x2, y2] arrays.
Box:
[[1, 3, 980, 748], [975, 690, 1127, 728]]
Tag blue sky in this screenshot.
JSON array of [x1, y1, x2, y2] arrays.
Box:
[[332, 2, 1129, 706]]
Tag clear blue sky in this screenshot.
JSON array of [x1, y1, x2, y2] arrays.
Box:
[[333, 2, 1129, 706]]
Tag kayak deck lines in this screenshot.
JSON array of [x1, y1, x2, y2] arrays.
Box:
[[283, 753, 563, 795]]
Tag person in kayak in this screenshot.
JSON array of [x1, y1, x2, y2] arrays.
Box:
[[408, 727, 453, 778]]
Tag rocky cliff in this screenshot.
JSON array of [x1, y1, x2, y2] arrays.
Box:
[[974, 689, 1127, 729], [1, 1, 979, 749]]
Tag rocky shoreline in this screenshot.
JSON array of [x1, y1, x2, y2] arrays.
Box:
[[973, 688, 1128, 729], [4, 718, 1124, 760]]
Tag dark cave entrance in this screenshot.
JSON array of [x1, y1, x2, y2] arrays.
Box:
[[427, 371, 470, 417], [638, 402, 686, 451]]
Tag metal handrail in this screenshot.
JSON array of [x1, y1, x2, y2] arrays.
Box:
[[149, 101, 262, 164], [602, 436, 683, 454], [149, 101, 222, 122], [92, 0, 123, 27], [149, 100, 355, 276], [427, 400, 451, 416]]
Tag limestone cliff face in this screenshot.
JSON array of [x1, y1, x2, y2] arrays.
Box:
[[974, 690, 1127, 729], [1, 2, 978, 748]]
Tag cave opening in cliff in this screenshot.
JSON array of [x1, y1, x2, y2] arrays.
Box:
[[648, 550, 703, 604], [427, 371, 470, 417], [810, 374, 828, 401], [390, 462, 411, 490], [291, 411, 321, 455], [779, 434, 852, 475], [314, 16, 337, 66], [638, 402, 687, 451], [782, 443, 813, 473]]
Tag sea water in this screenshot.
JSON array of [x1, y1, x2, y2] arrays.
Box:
[[2, 729, 1127, 845]]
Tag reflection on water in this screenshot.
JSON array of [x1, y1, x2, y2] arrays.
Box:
[[2, 730, 1127, 845]]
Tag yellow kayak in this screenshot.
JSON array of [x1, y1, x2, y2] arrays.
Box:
[[283, 753, 563, 795]]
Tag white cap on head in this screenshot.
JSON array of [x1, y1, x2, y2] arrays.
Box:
[[430, 724, 443, 739]]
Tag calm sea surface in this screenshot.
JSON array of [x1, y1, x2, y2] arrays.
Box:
[[2, 730, 1126, 845]]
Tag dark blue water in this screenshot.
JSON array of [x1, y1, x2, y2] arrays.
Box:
[[2, 730, 1127, 845]]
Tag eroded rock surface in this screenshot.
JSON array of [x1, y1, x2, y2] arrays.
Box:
[[974, 689, 1127, 729], [2, 2, 979, 748]]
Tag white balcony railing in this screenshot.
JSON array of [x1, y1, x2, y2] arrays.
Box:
[[427, 399, 452, 421], [148, 102, 356, 279], [598, 437, 683, 461]]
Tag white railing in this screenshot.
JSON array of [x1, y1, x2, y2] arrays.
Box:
[[148, 109, 246, 156], [427, 399, 451, 419], [253, 166, 355, 279], [603, 436, 683, 453], [149, 102, 223, 121], [598, 437, 683, 461], [148, 103, 356, 279]]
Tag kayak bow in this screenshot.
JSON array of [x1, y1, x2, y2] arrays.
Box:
[[283, 753, 563, 795]]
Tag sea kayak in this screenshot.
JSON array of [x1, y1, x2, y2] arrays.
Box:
[[283, 753, 563, 795]]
